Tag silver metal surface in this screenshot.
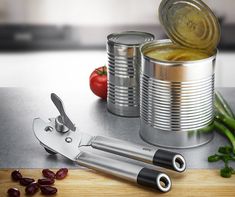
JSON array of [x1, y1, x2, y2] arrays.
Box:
[[140, 119, 214, 149], [0, 88, 234, 169], [49, 93, 185, 169], [51, 93, 76, 132], [91, 135, 155, 163], [33, 117, 171, 192], [91, 136, 186, 172], [75, 151, 143, 182], [33, 118, 80, 161], [107, 31, 154, 117], [36, 91, 185, 173], [37, 115, 186, 172], [140, 40, 216, 148], [55, 116, 70, 133], [33, 118, 144, 182], [65, 137, 73, 143], [49, 94, 185, 171]]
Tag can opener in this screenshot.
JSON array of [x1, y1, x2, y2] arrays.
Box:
[[33, 93, 186, 192]]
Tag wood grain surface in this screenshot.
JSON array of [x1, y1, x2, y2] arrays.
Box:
[[0, 169, 235, 197]]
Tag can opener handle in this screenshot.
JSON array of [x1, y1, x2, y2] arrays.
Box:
[[33, 117, 172, 192], [90, 135, 186, 173], [50, 93, 186, 173]]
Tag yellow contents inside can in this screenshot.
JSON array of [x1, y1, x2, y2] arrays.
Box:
[[145, 44, 211, 62]]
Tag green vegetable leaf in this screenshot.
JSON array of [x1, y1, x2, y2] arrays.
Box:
[[220, 166, 234, 178], [214, 120, 235, 154], [218, 146, 233, 154], [210, 91, 235, 178], [215, 91, 235, 119], [208, 154, 221, 162], [221, 154, 232, 164]]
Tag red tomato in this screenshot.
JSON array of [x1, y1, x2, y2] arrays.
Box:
[[89, 66, 107, 100]]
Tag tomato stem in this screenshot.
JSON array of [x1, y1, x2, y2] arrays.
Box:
[[96, 66, 107, 75]]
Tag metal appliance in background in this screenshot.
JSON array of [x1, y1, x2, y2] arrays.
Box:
[[33, 93, 186, 192], [139, 0, 220, 148], [107, 31, 154, 117]]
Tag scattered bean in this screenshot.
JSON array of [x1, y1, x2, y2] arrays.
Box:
[[9, 168, 68, 196], [38, 178, 55, 186], [11, 170, 22, 181], [7, 188, 20, 197], [55, 168, 68, 180], [25, 183, 39, 195], [42, 169, 55, 179], [19, 178, 35, 186], [40, 186, 58, 195]]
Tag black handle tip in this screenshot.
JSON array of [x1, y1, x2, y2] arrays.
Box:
[[137, 168, 171, 192], [153, 150, 186, 172]]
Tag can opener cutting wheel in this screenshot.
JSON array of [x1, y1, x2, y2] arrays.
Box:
[[33, 93, 186, 192]]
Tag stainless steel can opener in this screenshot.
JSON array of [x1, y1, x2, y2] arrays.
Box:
[[33, 93, 186, 192]]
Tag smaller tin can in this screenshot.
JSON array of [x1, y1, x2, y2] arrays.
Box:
[[107, 31, 154, 117]]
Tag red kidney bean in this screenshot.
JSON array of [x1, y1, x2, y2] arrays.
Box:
[[42, 169, 55, 179], [11, 170, 22, 181], [19, 178, 35, 186], [38, 178, 55, 185], [25, 183, 39, 195], [40, 186, 57, 195], [55, 168, 68, 180], [7, 188, 20, 197]]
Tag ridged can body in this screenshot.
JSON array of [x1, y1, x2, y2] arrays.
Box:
[[107, 31, 154, 117], [140, 40, 216, 148]]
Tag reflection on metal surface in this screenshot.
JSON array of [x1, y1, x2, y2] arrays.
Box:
[[140, 120, 214, 148], [65, 137, 72, 143], [44, 126, 53, 132], [51, 93, 76, 132]]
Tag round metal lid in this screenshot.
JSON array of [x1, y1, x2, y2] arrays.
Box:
[[159, 0, 220, 52], [107, 31, 154, 46]]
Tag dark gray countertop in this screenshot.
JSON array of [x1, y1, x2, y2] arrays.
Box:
[[0, 88, 234, 169]]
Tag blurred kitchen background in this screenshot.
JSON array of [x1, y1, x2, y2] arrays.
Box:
[[0, 0, 234, 88]]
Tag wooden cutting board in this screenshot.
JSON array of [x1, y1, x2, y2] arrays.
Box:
[[0, 169, 234, 197]]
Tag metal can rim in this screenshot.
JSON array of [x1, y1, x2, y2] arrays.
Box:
[[107, 31, 155, 47], [140, 39, 217, 66]]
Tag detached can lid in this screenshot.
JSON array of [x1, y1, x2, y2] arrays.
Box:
[[159, 0, 221, 52]]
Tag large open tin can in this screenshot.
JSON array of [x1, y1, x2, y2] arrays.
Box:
[[140, 40, 216, 148], [139, 0, 220, 148]]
